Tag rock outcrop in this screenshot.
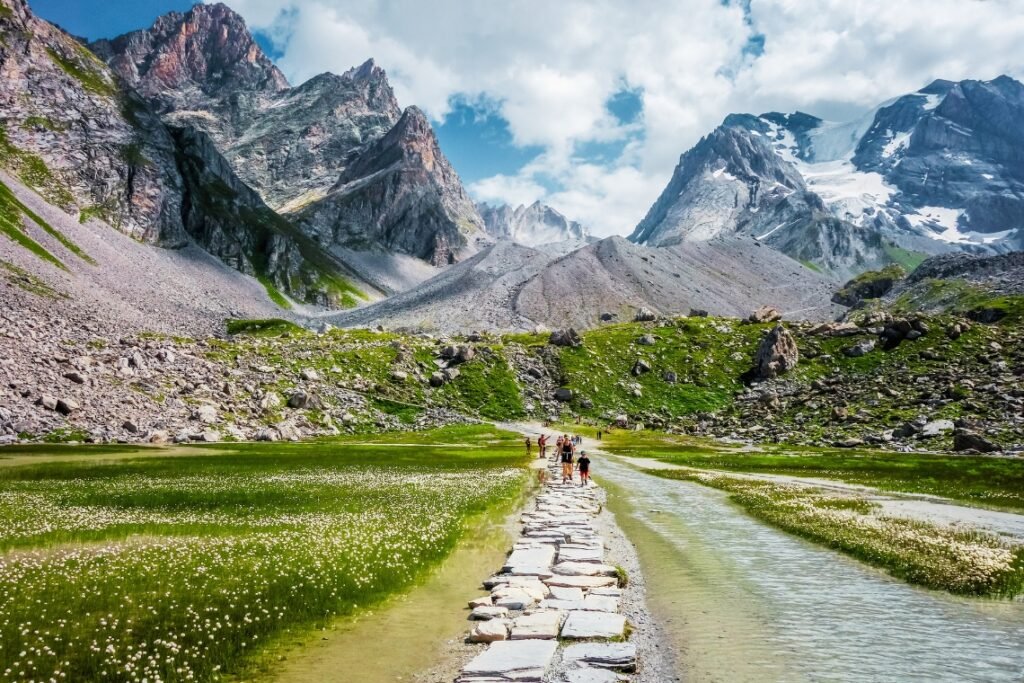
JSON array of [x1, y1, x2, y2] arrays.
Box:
[[752, 324, 799, 379]]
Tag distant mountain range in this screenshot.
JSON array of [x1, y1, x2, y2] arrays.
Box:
[[631, 77, 1024, 278], [3, 0, 1021, 334], [477, 201, 593, 248]]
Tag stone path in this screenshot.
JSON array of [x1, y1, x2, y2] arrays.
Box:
[[456, 452, 637, 682]]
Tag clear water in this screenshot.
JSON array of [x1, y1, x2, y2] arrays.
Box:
[[598, 457, 1024, 683]]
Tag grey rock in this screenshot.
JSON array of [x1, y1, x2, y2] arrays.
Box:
[[748, 305, 782, 324], [549, 329, 582, 348], [637, 334, 656, 345], [631, 358, 651, 375], [634, 307, 657, 322], [56, 398, 79, 416], [843, 339, 876, 357], [953, 430, 999, 453], [752, 324, 799, 379], [554, 388, 574, 402]]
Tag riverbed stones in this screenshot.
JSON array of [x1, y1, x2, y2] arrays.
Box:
[[560, 611, 627, 639], [548, 586, 585, 601], [458, 640, 558, 682]]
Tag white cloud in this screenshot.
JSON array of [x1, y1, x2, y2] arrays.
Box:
[[221, 0, 1024, 237]]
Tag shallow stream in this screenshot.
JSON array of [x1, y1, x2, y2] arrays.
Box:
[[598, 456, 1024, 682]]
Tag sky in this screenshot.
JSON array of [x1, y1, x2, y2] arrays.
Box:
[[32, 0, 1024, 237]]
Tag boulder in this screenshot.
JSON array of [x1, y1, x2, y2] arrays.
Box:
[[56, 398, 79, 415], [843, 339, 876, 357], [631, 358, 651, 375], [554, 388, 574, 402], [469, 618, 510, 643], [38, 395, 58, 411], [63, 371, 86, 385], [258, 392, 282, 413], [953, 430, 999, 453], [122, 420, 139, 433], [748, 305, 782, 323], [662, 371, 677, 384], [599, 312, 616, 322], [287, 390, 315, 409], [634, 307, 657, 322], [549, 329, 582, 348], [752, 324, 799, 379], [194, 404, 218, 423], [300, 368, 320, 381], [390, 370, 409, 382], [688, 308, 709, 317], [429, 372, 446, 387], [637, 334, 656, 346]]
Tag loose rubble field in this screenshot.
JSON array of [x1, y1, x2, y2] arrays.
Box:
[[0, 424, 528, 682]]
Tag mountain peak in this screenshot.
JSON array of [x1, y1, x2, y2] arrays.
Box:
[[92, 0, 288, 108], [343, 58, 388, 83]]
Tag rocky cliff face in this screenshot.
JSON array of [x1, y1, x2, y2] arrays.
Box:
[[93, 3, 487, 269], [0, 0, 361, 307], [298, 106, 488, 266], [0, 0, 184, 243], [632, 76, 1024, 277], [478, 201, 591, 247]]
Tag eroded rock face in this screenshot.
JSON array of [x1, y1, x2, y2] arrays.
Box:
[[752, 324, 799, 379], [94, 5, 488, 268], [0, 0, 185, 243]]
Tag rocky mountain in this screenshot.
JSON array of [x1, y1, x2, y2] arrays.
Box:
[[632, 77, 1024, 277], [93, 3, 488, 280], [478, 201, 593, 248], [0, 0, 357, 306], [324, 235, 839, 333]]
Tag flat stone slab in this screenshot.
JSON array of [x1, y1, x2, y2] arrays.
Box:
[[492, 587, 538, 611], [469, 618, 510, 643], [582, 595, 619, 612], [588, 587, 622, 598], [547, 586, 585, 601], [470, 605, 510, 620], [552, 562, 618, 577], [503, 546, 556, 572], [563, 670, 619, 683], [544, 575, 618, 589], [459, 640, 558, 682], [510, 610, 563, 640], [560, 611, 627, 640], [558, 545, 605, 563], [469, 596, 494, 608], [562, 642, 637, 671], [539, 595, 618, 612]]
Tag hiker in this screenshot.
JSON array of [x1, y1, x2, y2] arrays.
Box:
[[560, 436, 575, 483], [578, 450, 591, 486], [525, 436, 532, 455], [597, 429, 602, 441], [555, 435, 564, 453], [538, 434, 548, 458]]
